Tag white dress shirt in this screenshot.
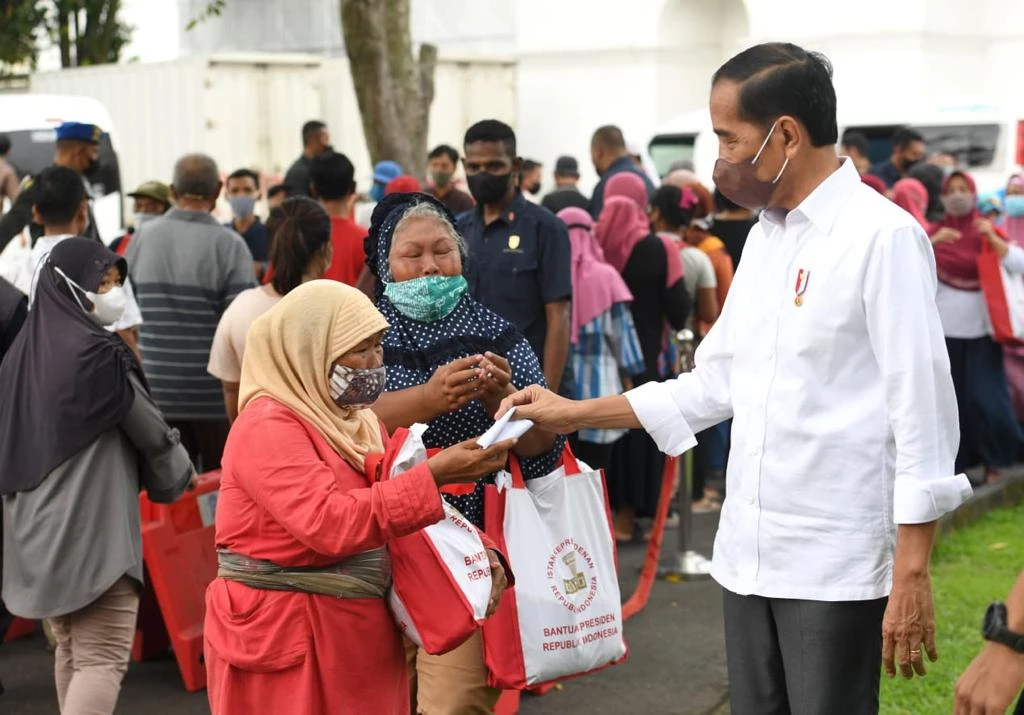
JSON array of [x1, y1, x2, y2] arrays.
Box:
[[626, 159, 972, 602], [11, 234, 143, 332], [935, 244, 1024, 339]]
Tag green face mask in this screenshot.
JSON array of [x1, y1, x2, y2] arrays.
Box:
[[383, 275, 468, 322]]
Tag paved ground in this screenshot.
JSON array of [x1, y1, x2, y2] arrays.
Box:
[[0, 512, 728, 715]]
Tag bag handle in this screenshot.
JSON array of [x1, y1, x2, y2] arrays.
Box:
[[559, 442, 582, 475], [506, 440, 582, 490], [508, 454, 527, 489]]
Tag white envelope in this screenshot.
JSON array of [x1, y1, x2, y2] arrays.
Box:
[[477, 407, 534, 448]]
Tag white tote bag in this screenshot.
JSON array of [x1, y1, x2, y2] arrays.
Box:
[[482, 451, 627, 688]]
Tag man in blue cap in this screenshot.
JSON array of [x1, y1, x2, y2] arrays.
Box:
[[0, 121, 104, 250], [355, 159, 402, 226]]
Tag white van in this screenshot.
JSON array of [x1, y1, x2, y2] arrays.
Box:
[[0, 93, 124, 243], [649, 103, 1024, 194]]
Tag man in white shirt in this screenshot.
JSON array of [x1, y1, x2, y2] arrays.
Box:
[[9, 166, 142, 357], [499, 43, 972, 713]]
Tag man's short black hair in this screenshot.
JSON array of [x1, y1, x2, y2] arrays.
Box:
[[892, 127, 925, 150], [226, 168, 260, 190], [0, 134, 10, 156], [464, 120, 517, 159], [302, 120, 327, 146], [268, 183, 292, 200], [522, 159, 541, 172], [712, 42, 838, 148], [840, 130, 869, 157], [591, 125, 626, 150], [428, 144, 459, 164], [310, 152, 356, 200], [34, 166, 86, 226]]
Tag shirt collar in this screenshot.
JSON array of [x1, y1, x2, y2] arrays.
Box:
[[32, 234, 72, 255], [607, 155, 635, 174], [760, 158, 859, 235], [472, 191, 527, 226], [167, 207, 220, 225]]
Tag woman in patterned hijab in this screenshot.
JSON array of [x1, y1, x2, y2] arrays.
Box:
[[366, 192, 563, 713]]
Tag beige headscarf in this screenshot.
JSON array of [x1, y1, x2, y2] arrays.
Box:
[[239, 280, 389, 472]]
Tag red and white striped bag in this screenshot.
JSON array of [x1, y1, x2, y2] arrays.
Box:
[[373, 424, 494, 655]]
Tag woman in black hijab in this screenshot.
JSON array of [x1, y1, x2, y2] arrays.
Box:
[[0, 238, 195, 715]]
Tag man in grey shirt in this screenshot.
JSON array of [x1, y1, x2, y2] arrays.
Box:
[[127, 153, 255, 472]]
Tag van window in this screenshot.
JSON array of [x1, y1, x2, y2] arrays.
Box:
[[913, 124, 1000, 169], [648, 134, 697, 178], [3, 129, 122, 197], [845, 124, 1000, 169]]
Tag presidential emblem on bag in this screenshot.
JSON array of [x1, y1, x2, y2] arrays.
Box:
[[562, 553, 587, 595], [547, 538, 598, 612]]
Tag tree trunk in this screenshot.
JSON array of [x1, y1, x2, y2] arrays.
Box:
[[58, 9, 71, 68], [339, 0, 436, 181]]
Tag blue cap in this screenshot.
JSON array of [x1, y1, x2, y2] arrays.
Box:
[[978, 193, 1002, 215], [55, 122, 103, 144], [373, 160, 402, 184]]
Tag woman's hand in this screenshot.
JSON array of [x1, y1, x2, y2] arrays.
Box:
[[427, 437, 517, 486], [423, 355, 482, 415], [930, 227, 962, 246], [485, 549, 508, 618], [478, 352, 513, 416], [977, 219, 1010, 258], [478, 352, 512, 395]]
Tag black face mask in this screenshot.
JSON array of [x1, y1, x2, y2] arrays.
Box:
[[525, 182, 542, 196], [467, 172, 512, 205], [83, 157, 100, 181], [900, 157, 922, 174]]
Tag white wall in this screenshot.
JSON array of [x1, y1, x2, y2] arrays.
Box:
[[513, 0, 749, 194], [30, 55, 516, 207]]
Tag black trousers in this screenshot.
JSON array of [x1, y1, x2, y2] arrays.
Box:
[[723, 589, 887, 715]]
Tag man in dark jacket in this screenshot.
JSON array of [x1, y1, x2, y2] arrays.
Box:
[[0, 122, 104, 250], [589, 125, 655, 218]]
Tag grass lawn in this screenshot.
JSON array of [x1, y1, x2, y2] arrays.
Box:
[[879, 501, 1024, 714]]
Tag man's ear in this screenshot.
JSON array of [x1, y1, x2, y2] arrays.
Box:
[[778, 115, 803, 158], [31, 205, 42, 226]]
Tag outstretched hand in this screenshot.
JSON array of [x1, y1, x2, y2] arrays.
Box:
[[497, 385, 580, 434]]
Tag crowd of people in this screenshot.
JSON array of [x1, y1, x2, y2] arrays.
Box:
[[842, 127, 1024, 485], [0, 39, 1020, 715]]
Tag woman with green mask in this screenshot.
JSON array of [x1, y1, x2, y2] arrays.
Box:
[[367, 192, 562, 713]]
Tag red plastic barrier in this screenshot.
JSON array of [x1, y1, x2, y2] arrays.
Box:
[[137, 470, 221, 692], [3, 617, 37, 643], [622, 456, 678, 620]]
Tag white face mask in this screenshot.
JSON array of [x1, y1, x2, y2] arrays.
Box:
[[54, 266, 127, 327], [87, 286, 127, 326]]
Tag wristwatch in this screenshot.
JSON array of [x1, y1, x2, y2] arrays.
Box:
[[982, 603, 1024, 653]]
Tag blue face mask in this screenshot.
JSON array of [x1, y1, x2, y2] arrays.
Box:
[[383, 275, 468, 323], [1005, 195, 1024, 218], [370, 182, 386, 203]]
